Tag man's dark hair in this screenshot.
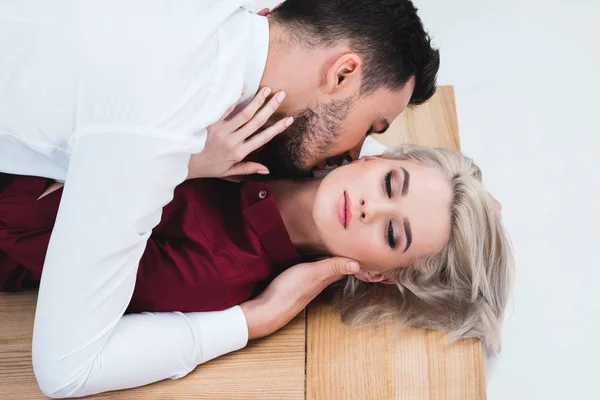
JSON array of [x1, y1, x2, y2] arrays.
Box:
[[270, 0, 440, 105]]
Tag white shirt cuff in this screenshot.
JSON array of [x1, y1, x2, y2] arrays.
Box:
[[193, 306, 249, 363]]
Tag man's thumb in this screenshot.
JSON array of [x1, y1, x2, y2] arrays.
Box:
[[326, 257, 360, 276]]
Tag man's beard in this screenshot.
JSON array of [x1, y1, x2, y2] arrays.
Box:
[[260, 97, 354, 179]]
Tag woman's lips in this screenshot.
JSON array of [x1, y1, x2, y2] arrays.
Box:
[[337, 190, 353, 229], [345, 191, 353, 228]]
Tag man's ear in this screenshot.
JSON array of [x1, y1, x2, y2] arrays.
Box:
[[353, 270, 390, 283], [322, 53, 361, 95]]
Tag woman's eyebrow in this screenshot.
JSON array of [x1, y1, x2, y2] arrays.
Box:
[[401, 167, 410, 196], [403, 217, 412, 252]]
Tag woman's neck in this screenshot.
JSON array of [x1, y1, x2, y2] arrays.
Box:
[[267, 179, 328, 256]]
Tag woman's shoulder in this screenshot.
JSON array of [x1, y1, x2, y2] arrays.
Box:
[[174, 178, 242, 209]]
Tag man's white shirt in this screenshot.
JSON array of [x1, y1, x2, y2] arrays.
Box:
[[0, 1, 268, 397]]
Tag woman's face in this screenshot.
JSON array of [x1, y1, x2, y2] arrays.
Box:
[[312, 156, 452, 282]]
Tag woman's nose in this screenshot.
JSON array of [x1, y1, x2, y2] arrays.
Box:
[[359, 199, 366, 221], [359, 198, 376, 223], [360, 198, 395, 224]]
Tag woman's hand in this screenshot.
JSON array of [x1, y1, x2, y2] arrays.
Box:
[[37, 182, 64, 200], [239, 257, 360, 340], [257, 3, 283, 16], [187, 87, 294, 180]]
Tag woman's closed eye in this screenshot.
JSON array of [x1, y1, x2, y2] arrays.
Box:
[[383, 170, 397, 249], [387, 220, 397, 249], [384, 170, 393, 198]]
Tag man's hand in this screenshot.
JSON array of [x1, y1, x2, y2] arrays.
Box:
[[240, 257, 359, 340]]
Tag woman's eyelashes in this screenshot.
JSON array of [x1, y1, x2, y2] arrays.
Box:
[[387, 220, 397, 249], [384, 170, 393, 198], [383, 170, 397, 249]]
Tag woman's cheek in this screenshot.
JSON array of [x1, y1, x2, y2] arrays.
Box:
[[346, 236, 380, 264]]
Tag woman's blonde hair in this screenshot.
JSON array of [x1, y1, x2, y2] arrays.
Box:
[[334, 145, 514, 356]]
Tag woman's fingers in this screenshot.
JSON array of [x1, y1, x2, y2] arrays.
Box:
[[221, 116, 291, 171], [235, 90, 286, 140], [226, 162, 269, 177], [227, 87, 271, 131], [220, 104, 238, 123], [240, 116, 293, 156]]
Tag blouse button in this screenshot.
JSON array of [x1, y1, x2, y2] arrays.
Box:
[[258, 190, 268, 200]]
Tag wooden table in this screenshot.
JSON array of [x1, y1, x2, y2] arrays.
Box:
[[0, 86, 485, 399]]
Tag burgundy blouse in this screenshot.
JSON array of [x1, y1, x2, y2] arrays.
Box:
[[0, 173, 299, 312]]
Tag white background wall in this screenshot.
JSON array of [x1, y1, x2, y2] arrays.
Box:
[[256, 1, 600, 399]]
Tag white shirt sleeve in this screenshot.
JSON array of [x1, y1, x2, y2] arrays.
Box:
[[31, 132, 248, 398]]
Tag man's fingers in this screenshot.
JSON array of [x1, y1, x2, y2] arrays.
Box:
[[226, 162, 269, 177], [316, 257, 360, 279], [235, 91, 286, 140], [241, 116, 293, 155], [227, 87, 271, 131], [240, 256, 360, 339], [333, 257, 360, 275]]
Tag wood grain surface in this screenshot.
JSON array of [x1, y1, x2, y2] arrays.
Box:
[[0, 291, 305, 400], [306, 303, 485, 400], [375, 86, 461, 150]]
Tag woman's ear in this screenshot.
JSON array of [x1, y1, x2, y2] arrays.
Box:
[[354, 269, 394, 284], [322, 53, 362, 95]]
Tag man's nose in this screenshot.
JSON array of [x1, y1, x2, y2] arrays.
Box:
[[314, 151, 354, 172], [347, 137, 366, 161]]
